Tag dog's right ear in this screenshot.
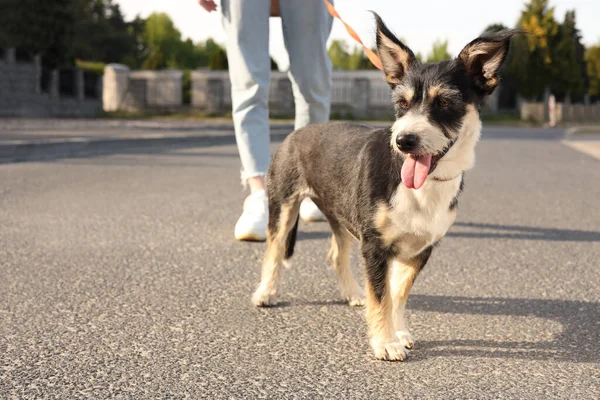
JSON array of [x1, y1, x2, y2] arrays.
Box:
[[372, 12, 417, 88], [457, 30, 521, 94]]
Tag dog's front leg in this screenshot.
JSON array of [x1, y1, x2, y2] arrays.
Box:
[[362, 240, 407, 361], [391, 246, 434, 350]]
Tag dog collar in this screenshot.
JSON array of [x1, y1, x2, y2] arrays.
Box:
[[431, 174, 462, 182]]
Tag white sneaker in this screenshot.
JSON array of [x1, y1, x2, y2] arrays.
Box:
[[300, 198, 326, 222], [235, 190, 268, 242]]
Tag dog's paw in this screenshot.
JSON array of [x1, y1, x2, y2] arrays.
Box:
[[372, 341, 409, 361], [252, 289, 278, 307], [396, 331, 415, 349], [345, 291, 366, 307]]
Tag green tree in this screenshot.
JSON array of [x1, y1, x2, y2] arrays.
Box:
[[204, 39, 221, 60], [209, 48, 228, 70], [176, 38, 202, 69], [70, 0, 139, 65], [120, 16, 148, 68], [484, 23, 509, 33], [328, 40, 350, 69], [142, 12, 182, 69], [586, 44, 600, 100], [192, 38, 226, 69], [514, 0, 560, 99], [426, 39, 451, 63], [0, 0, 75, 68], [483, 23, 521, 109], [328, 40, 377, 70], [348, 47, 377, 70], [550, 10, 586, 101]]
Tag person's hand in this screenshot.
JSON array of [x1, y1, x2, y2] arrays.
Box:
[[198, 0, 217, 12]]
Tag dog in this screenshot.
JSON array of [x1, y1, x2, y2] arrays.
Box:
[[252, 13, 518, 361]]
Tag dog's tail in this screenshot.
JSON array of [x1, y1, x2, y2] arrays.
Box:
[[284, 215, 299, 259]]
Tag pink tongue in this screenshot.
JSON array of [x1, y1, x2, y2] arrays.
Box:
[[401, 154, 432, 190]]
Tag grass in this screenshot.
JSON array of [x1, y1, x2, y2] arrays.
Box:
[[76, 60, 106, 76], [101, 110, 232, 120]]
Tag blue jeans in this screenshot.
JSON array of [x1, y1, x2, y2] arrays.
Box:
[[221, 0, 333, 183]]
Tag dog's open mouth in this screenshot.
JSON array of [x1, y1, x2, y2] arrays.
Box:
[[401, 139, 456, 190]]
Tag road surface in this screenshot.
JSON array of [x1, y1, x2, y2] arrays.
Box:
[[1, 124, 599, 398]]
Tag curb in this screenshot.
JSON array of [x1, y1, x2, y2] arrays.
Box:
[[0, 119, 295, 132], [0, 130, 294, 164], [565, 126, 600, 138], [0, 135, 214, 164]]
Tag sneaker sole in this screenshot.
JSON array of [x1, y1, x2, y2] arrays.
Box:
[[235, 233, 267, 242]]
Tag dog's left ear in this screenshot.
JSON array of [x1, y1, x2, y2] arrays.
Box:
[[373, 12, 417, 88], [458, 30, 520, 94]]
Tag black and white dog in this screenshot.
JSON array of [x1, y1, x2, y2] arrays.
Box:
[[252, 14, 518, 361]]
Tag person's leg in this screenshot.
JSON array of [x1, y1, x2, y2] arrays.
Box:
[[279, 0, 333, 222], [279, 0, 333, 130], [221, 0, 271, 190], [221, 0, 271, 240]]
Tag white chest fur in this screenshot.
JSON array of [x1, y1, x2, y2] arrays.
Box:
[[375, 176, 462, 261], [374, 106, 482, 260]]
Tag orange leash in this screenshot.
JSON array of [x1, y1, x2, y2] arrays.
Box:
[[322, 0, 383, 70]]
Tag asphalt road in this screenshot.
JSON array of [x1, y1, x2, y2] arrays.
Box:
[[1, 125, 599, 399]]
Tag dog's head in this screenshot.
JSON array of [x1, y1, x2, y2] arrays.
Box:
[[374, 13, 519, 189]]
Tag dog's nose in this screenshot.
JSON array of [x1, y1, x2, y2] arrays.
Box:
[[396, 134, 419, 152]]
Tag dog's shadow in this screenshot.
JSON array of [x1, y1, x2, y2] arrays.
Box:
[[450, 222, 600, 242], [272, 294, 599, 363], [297, 222, 600, 243], [405, 294, 599, 363], [291, 222, 599, 363], [296, 230, 331, 241]]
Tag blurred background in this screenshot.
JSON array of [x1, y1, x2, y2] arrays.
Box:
[[0, 0, 599, 123]]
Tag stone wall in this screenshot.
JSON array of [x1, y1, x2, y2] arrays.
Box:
[[190, 69, 502, 119], [102, 67, 505, 119], [0, 48, 102, 117], [521, 101, 600, 123], [191, 69, 396, 119], [103, 65, 184, 113]]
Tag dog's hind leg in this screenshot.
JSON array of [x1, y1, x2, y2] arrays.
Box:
[[327, 225, 364, 307], [362, 239, 408, 361], [252, 197, 301, 307], [391, 246, 434, 349]]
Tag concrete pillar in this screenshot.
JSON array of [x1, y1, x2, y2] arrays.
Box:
[[6, 48, 16, 64], [206, 79, 225, 114], [50, 69, 59, 98], [76, 69, 85, 101], [33, 55, 42, 94], [103, 64, 130, 112], [352, 78, 370, 119], [583, 94, 590, 106], [191, 71, 208, 108], [542, 88, 551, 122], [276, 78, 294, 116]]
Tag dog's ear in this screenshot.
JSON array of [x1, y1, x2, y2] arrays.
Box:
[[373, 12, 417, 88], [458, 30, 521, 94]]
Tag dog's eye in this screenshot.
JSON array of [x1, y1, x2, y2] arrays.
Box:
[[399, 99, 409, 109], [438, 99, 450, 108]]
